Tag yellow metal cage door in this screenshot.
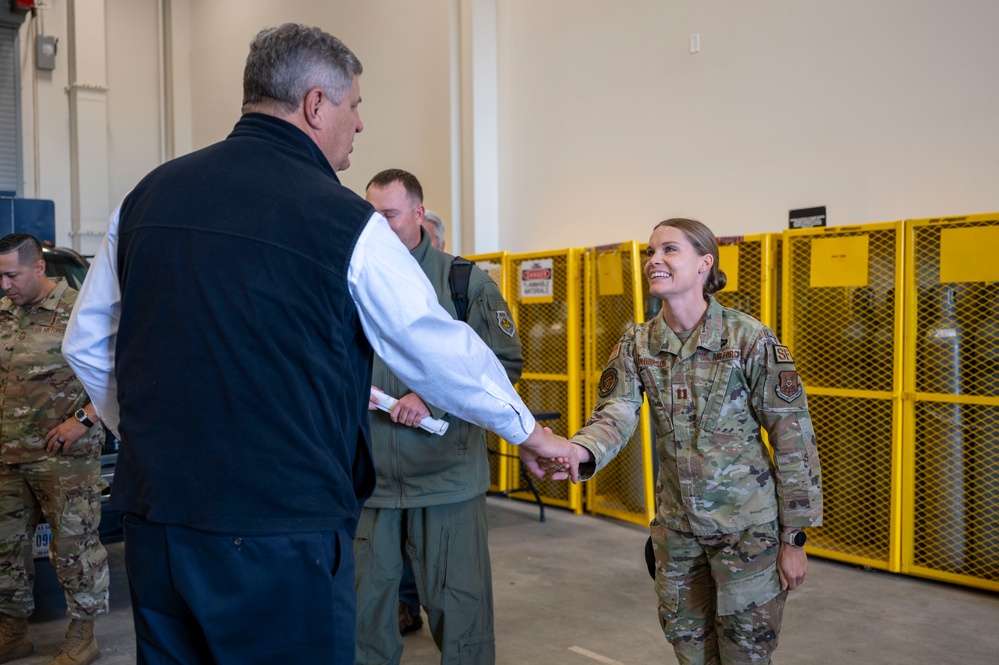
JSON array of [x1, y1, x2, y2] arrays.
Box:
[[504, 249, 584, 513], [904, 213, 999, 592], [466, 252, 515, 494], [583, 242, 655, 526], [714, 234, 765, 325], [783, 222, 904, 570]]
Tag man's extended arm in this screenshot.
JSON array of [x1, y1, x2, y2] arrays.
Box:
[[67, 207, 578, 477], [348, 214, 536, 441], [349, 214, 577, 476], [63, 206, 122, 437]]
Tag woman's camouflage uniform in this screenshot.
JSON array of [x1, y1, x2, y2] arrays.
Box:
[[572, 298, 822, 665]]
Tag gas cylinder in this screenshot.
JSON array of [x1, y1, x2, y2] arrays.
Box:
[[871, 287, 895, 393], [968, 283, 999, 397], [919, 284, 966, 572], [967, 283, 998, 571], [840, 287, 876, 390], [833, 287, 879, 543]]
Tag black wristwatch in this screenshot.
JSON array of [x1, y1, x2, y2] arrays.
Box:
[[75, 408, 95, 428], [779, 529, 807, 547]]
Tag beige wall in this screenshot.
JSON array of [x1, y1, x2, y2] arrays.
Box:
[[18, 0, 455, 251], [106, 0, 162, 212], [18, 1, 999, 254], [18, 0, 166, 253], [186, 0, 454, 228], [496, 0, 999, 251]]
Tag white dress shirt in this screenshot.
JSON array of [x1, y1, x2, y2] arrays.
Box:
[[63, 206, 536, 444]]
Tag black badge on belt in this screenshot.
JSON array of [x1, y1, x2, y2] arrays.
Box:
[[598, 368, 619, 398]]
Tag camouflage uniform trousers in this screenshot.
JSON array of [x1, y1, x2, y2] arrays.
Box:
[[0, 452, 109, 619], [650, 518, 786, 665]]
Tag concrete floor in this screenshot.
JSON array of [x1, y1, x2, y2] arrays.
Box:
[[400, 497, 999, 665], [20, 497, 999, 664], [24, 542, 134, 665]]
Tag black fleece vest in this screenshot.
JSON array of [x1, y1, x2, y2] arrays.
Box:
[[111, 113, 375, 533]]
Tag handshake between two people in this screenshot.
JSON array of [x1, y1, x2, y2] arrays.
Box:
[[518, 425, 592, 483], [369, 387, 589, 483]]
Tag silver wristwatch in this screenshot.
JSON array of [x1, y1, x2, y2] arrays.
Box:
[[75, 408, 95, 428]]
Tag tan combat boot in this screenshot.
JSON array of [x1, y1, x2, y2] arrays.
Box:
[[0, 614, 32, 663], [50, 619, 99, 665]]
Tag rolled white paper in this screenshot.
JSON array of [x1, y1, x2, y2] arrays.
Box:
[[369, 388, 449, 436]]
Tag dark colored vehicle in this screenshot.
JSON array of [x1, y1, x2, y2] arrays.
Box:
[[40, 244, 90, 290], [21, 246, 123, 557]]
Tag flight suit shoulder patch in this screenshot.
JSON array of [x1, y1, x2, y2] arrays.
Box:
[[495, 310, 516, 338]]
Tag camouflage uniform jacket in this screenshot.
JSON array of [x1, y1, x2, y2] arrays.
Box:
[[0, 278, 99, 464], [366, 230, 523, 508], [572, 298, 822, 535]]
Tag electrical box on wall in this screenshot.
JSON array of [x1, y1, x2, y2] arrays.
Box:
[[36, 34, 56, 70]]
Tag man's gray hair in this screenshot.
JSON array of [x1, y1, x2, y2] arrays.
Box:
[[423, 210, 446, 248], [242, 23, 363, 113]]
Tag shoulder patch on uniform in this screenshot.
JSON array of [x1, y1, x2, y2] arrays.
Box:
[[775, 371, 803, 402], [773, 345, 794, 364], [495, 311, 516, 338], [606, 342, 621, 363], [598, 368, 619, 398]]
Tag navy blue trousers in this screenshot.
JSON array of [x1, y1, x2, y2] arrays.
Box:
[[123, 514, 355, 664]]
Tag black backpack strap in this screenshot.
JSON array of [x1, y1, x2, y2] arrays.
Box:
[[449, 257, 474, 322]]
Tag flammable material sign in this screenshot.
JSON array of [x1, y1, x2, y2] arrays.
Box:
[[789, 206, 826, 229], [520, 258, 554, 303]]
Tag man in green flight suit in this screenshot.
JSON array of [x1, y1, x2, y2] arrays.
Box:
[[355, 169, 522, 665]]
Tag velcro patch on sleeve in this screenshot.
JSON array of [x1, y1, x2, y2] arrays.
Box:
[[775, 371, 803, 403], [606, 342, 621, 364], [495, 311, 516, 337], [598, 368, 619, 398], [773, 345, 794, 364]]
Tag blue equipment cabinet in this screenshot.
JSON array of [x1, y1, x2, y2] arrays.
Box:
[[0, 195, 57, 244]]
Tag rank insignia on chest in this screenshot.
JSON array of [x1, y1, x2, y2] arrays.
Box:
[[776, 371, 803, 403], [495, 311, 516, 337], [598, 368, 619, 397]]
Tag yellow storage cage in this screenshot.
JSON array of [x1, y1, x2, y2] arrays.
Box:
[[902, 213, 999, 592], [503, 248, 585, 513], [782, 222, 904, 571], [583, 242, 655, 526], [464, 251, 515, 494], [713, 233, 781, 332]]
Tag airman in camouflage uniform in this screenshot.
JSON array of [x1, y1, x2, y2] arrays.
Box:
[[0, 234, 107, 665], [570, 219, 822, 665]]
